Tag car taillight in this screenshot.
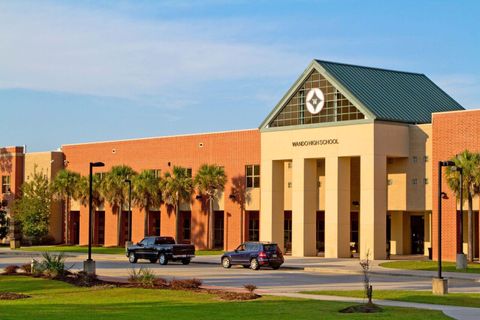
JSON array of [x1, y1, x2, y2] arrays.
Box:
[[258, 251, 267, 259]]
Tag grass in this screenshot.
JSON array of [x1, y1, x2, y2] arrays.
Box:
[[380, 260, 480, 274], [0, 276, 451, 320], [16, 246, 224, 256], [302, 290, 480, 308]]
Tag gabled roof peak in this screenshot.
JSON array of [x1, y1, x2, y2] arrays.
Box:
[[315, 59, 425, 77]]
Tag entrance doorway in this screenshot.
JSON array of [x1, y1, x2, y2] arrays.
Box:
[[411, 215, 425, 254], [96, 211, 105, 245], [70, 211, 80, 245], [350, 212, 359, 254], [316, 211, 325, 253], [284, 211, 292, 254], [214, 211, 224, 249]]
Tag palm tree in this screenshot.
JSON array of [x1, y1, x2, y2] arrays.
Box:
[[161, 166, 194, 242], [194, 164, 227, 249], [101, 165, 137, 246], [51, 169, 80, 245], [445, 150, 480, 262], [76, 174, 104, 243], [132, 170, 162, 237]]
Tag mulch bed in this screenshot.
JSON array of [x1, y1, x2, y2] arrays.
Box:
[[1, 272, 260, 301], [339, 303, 383, 313], [0, 292, 31, 300]]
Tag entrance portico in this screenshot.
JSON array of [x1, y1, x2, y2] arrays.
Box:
[[258, 59, 454, 259]]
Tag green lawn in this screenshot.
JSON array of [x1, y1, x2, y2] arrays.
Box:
[[302, 290, 480, 308], [380, 260, 480, 274], [16, 246, 224, 256], [0, 276, 450, 320]]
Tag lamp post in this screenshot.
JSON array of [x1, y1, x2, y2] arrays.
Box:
[[84, 161, 105, 275], [455, 166, 467, 270], [434, 160, 455, 295], [125, 179, 132, 243]]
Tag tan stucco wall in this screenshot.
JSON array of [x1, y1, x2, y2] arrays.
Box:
[[24, 151, 64, 243], [261, 121, 411, 259]]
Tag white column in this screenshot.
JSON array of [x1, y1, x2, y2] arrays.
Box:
[[360, 154, 387, 260], [291, 158, 317, 257], [325, 156, 351, 258], [260, 160, 284, 249]]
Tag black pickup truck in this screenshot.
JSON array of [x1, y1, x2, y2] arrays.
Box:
[[126, 236, 195, 265]]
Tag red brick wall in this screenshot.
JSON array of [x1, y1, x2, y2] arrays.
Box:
[[62, 130, 260, 250], [0, 146, 24, 209], [432, 110, 480, 261]]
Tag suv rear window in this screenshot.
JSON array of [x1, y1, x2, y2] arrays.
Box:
[[263, 244, 279, 252]]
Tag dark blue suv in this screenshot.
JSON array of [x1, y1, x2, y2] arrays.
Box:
[[221, 242, 284, 270]]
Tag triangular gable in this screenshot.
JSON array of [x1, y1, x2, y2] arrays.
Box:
[[260, 60, 376, 130]]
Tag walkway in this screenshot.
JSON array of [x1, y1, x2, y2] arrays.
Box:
[[268, 292, 480, 320]]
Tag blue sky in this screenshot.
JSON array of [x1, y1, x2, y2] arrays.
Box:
[[1, 0, 479, 152]]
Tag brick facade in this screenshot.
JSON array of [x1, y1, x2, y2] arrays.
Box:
[[62, 129, 260, 250], [432, 110, 480, 261]]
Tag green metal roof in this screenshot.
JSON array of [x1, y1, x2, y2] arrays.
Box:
[[316, 60, 464, 124]]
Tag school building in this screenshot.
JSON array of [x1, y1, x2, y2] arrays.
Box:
[[1, 59, 479, 261]]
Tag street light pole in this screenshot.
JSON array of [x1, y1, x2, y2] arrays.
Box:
[[434, 160, 455, 295], [84, 161, 105, 275], [125, 179, 132, 242]]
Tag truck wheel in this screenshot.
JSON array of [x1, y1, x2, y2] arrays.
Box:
[[181, 258, 191, 265], [250, 258, 260, 270], [128, 252, 137, 263], [222, 257, 231, 268], [159, 253, 168, 265]]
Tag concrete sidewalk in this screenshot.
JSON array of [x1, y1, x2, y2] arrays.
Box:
[[269, 292, 480, 320]]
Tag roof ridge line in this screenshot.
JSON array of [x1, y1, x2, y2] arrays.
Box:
[[315, 59, 425, 76]]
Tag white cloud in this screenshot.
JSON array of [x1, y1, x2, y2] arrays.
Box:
[[0, 1, 307, 101]]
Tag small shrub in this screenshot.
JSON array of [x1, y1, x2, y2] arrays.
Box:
[[3, 265, 19, 274], [38, 252, 69, 278], [170, 278, 202, 290], [128, 268, 142, 283], [20, 264, 32, 274], [128, 268, 157, 288], [243, 284, 257, 294]]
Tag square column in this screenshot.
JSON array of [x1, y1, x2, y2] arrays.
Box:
[[260, 160, 284, 249], [390, 212, 404, 255], [325, 157, 351, 258], [291, 158, 317, 257], [360, 154, 387, 260]]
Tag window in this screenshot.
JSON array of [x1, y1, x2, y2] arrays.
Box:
[[95, 172, 106, 180], [248, 212, 259, 241], [287, 182, 292, 188], [412, 178, 418, 185], [152, 169, 161, 179], [412, 156, 418, 163], [424, 178, 429, 185], [182, 211, 191, 240], [246, 165, 260, 188], [268, 70, 365, 128], [1, 176, 10, 193], [424, 155, 429, 162]]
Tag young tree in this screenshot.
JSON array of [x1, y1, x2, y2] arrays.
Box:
[[161, 167, 194, 241], [76, 174, 104, 243], [12, 168, 52, 243], [101, 165, 137, 246], [194, 164, 227, 249], [132, 170, 162, 237], [445, 150, 480, 262], [0, 210, 8, 239], [51, 169, 80, 244]]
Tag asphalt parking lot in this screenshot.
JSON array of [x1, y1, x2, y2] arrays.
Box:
[[1, 252, 480, 294]]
